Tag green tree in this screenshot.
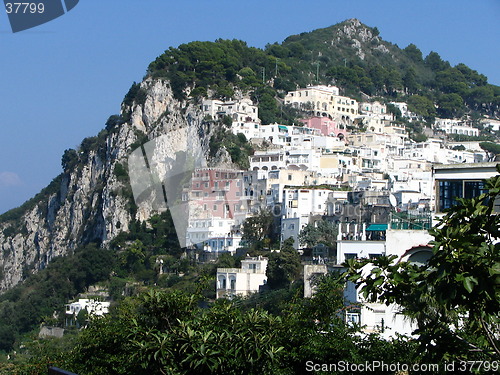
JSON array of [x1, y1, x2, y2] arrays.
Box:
[[241, 209, 278, 250], [384, 68, 402, 96], [266, 238, 302, 289], [61, 149, 79, 172], [436, 93, 465, 118], [120, 240, 146, 274], [424, 51, 450, 72], [435, 68, 469, 96], [62, 290, 285, 375], [479, 142, 500, 161], [298, 219, 337, 248], [403, 43, 423, 62], [403, 67, 418, 94], [407, 95, 436, 123]]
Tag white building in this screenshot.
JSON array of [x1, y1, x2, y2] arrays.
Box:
[[482, 118, 500, 132], [65, 299, 110, 317], [249, 149, 323, 178], [285, 85, 358, 124], [202, 97, 260, 125], [433, 162, 500, 214], [336, 225, 434, 338], [264, 169, 335, 207], [348, 131, 406, 156], [359, 101, 389, 116], [65, 299, 111, 326], [281, 187, 332, 248], [389, 102, 418, 121], [216, 256, 268, 298], [434, 118, 479, 137], [402, 139, 476, 164], [232, 121, 261, 139]]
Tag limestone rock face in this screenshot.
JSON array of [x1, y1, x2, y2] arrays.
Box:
[[0, 78, 209, 292], [335, 19, 390, 61]]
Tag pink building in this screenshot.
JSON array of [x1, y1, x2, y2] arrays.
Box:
[[301, 116, 347, 139], [189, 168, 243, 220]]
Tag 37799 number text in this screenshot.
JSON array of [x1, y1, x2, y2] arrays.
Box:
[[5, 2, 45, 14]]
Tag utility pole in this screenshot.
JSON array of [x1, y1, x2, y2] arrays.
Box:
[[262, 67, 265, 83]]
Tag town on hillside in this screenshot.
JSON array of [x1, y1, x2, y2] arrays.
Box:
[[181, 84, 498, 338], [69, 84, 499, 339]]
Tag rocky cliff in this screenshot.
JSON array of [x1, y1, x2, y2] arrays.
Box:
[[0, 78, 209, 292]]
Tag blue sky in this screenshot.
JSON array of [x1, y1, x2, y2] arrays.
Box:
[[0, 0, 499, 214]]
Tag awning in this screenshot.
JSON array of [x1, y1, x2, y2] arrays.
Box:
[[278, 125, 288, 131], [366, 224, 388, 231]]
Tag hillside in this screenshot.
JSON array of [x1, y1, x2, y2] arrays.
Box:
[[0, 19, 498, 343], [1, 18, 499, 291]]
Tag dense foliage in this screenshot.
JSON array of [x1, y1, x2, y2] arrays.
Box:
[[0, 244, 114, 352], [146, 20, 499, 126], [9, 275, 419, 375], [208, 127, 254, 169]]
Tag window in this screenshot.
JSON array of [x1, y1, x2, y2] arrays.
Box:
[[464, 181, 487, 200], [218, 276, 226, 289], [213, 205, 217, 210], [438, 180, 462, 211], [344, 253, 357, 260]]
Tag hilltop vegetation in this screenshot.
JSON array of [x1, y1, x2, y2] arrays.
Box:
[[147, 19, 499, 125]]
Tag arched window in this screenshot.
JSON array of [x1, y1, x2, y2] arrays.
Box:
[[407, 251, 432, 266], [229, 276, 236, 290], [218, 276, 227, 289]]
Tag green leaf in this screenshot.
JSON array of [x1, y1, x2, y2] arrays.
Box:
[[463, 276, 477, 293], [489, 262, 500, 276]]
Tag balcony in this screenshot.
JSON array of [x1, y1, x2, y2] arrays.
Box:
[[217, 268, 240, 273], [390, 212, 432, 230]]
